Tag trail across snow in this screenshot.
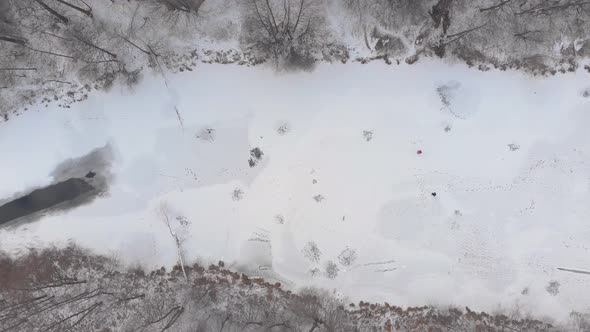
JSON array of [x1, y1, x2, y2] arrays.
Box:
[[1, 61, 590, 320]]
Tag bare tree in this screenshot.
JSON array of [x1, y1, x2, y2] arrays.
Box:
[[158, 201, 190, 281], [302, 241, 322, 263], [242, 0, 325, 67]]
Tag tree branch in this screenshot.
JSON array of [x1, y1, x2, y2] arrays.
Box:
[[252, 0, 276, 42], [72, 34, 117, 58], [55, 0, 93, 17], [441, 23, 487, 45], [513, 29, 544, 42], [87, 59, 119, 64], [292, 0, 305, 33], [219, 315, 229, 332], [116, 293, 145, 303], [34, 0, 69, 24], [266, 322, 290, 331], [515, 0, 590, 15], [121, 35, 150, 55], [264, 0, 279, 34], [479, 0, 511, 12], [161, 306, 184, 331], [142, 306, 182, 329], [557, 267, 590, 275], [244, 322, 263, 328], [0, 36, 27, 46], [63, 302, 102, 332], [43, 79, 72, 84], [41, 302, 102, 332], [40, 31, 72, 41], [0, 68, 37, 71], [25, 46, 76, 59]]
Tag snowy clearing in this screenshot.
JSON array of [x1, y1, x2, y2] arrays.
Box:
[[1, 61, 590, 321]]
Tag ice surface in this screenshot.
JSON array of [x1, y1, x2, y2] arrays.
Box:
[[1, 60, 589, 320]]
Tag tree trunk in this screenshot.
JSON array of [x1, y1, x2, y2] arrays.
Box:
[[0, 67, 37, 71], [174, 236, 189, 281], [515, 1, 590, 15], [34, 0, 69, 24], [479, 0, 511, 12], [0, 36, 27, 46], [120, 36, 150, 55], [55, 0, 93, 17], [72, 34, 117, 58]]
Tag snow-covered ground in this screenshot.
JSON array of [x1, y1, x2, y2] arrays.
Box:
[[1, 61, 589, 321]]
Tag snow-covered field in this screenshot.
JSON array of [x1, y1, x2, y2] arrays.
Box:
[[1, 61, 589, 321]]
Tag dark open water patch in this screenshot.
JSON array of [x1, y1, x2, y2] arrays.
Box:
[[0, 145, 113, 227], [0, 178, 94, 225]]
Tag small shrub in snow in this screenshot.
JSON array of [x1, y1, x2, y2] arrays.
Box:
[[277, 123, 290, 135], [313, 194, 325, 203], [196, 128, 216, 142], [248, 147, 264, 167], [508, 143, 520, 151], [436, 83, 455, 109], [546, 280, 560, 296], [275, 214, 285, 224], [303, 241, 322, 263], [372, 28, 407, 57], [248, 231, 269, 243], [250, 147, 264, 159], [436, 82, 462, 117], [185, 168, 198, 181], [324, 260, 339, 279], [175, 215, 190, 226], [123, 68, 142, 87], [232, 188, 244, 201], [337, 247, 357, 266]]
